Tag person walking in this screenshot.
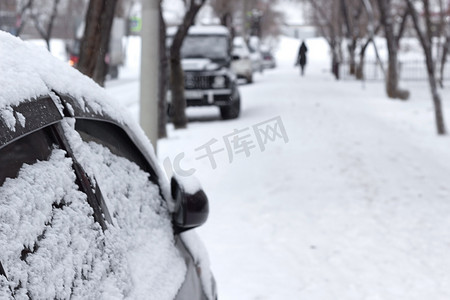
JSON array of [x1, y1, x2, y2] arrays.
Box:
[[296, 41, 308, 76]]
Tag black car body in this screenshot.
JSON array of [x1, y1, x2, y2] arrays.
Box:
[[167, 25, 241, 120], [0, 31, 216, 299]]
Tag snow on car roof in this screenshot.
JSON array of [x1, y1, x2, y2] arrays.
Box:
[[0, 30, 172, 208], [167, 25, 229, 36], [0, 31, 117, 119]]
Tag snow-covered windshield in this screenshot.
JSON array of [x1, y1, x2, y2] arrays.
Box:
[[180, 35, 228, 60]]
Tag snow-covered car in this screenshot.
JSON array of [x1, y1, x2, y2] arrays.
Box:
[[0, 31, 216, 300], [260, 46, 276, 69], [248, 36, 263, 74], [167, 25, 241, 119], [231, 36, 253, 83], [67, 18, 125, 79]]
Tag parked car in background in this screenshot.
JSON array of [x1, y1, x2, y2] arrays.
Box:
[[66, 17, 126, 79], [167, 25, 241, 120], [0, 31, 216, 300], [231, 36, 253, 83], [260, 45, 277, 69], [248, 36, 263, 74]]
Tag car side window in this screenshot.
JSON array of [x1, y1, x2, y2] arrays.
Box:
[[0, 124, 112, 299], [0, 127, 54, 186], [68, 118, 187, 299], [74, 119, 157, 182]]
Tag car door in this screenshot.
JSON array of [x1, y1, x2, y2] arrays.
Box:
[[69, 117, 211, 300], [0, 121, 109, 299], [65, 117, 190, 299], [0, 97, 210, 299]]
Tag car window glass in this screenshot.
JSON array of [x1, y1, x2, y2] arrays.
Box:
[[74, 119, 157, 182], [64, 120, 187, 299], [0, 128, 54, 186], [181, 35, 228, 59], [0, 146, 110, 298]]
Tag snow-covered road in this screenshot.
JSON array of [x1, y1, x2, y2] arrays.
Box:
[[107, 37, 450, 299]]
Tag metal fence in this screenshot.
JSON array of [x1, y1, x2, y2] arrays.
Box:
[[341, 60, 450, 82]]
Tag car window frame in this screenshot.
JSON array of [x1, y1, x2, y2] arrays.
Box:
[[56, 93, 161, 186], [74, 118, 159, 185]]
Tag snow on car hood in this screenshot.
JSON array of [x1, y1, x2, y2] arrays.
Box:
[[181, 58, 220, 71], [0, 31, 172, 209]]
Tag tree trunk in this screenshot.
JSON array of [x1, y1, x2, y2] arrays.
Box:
[[356, 38, 371, 80], [439, 36, 449, 87], [376, 0, 409, 100], [348, 39, 357, 75], [332, 48, 340, 80], [428, 63, 446, 134], [340, 0, 356, 75], [77, 0, 118, 87], [30, 0, 60, 51], [158, 6, 167, 139], [14, 0, 32, 37], [169, 58, 188, 129], [169, 0, 205, 129], [424, 47, 446, 134], [407, 0, 446, 134]]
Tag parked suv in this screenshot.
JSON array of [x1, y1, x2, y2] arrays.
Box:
[[0, 31, 216, 300], [167, 25, 241, 120]]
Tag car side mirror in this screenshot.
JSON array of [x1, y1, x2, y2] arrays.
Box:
[[171, 176, 209, 233]]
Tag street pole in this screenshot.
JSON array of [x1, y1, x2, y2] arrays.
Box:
[[140, 0, 160, 153]]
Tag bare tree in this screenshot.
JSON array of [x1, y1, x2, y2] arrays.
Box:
[[211, 0, 239, 31], [259, 1, 284, 41], [340, 0, 367, 75], [435, 0, 450, 87], [77, 0, 118, 86], [169, 0, 206, 129], [439, 31, 450, 87], [376, 0, 409, 99], [355, 24, 383, 79], [406, 0, 446, 134], [211, 0, 283, 48], [308, 0, 343, 79], [30, 0, 61, 50], [357, 0, 384, 80], [12, 0, 33, 37]]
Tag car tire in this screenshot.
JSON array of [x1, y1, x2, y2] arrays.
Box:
[[247, 74, 253, 84], [220, 96, 240, 120]]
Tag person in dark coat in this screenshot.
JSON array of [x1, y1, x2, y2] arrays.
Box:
[[296, 41, 308, 76]]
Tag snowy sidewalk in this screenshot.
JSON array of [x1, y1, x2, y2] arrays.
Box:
[[157, 37, 450, 299], [105, 36, 450, 299]]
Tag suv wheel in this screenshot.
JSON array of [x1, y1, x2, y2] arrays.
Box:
[[220, 96, 240, 120]]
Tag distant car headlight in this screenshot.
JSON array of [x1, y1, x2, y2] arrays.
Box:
[[212, 76, 226, 88]]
